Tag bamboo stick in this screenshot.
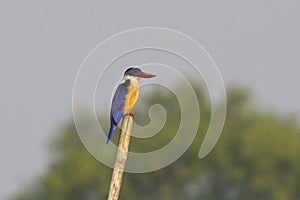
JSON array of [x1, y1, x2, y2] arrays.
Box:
[[107, 114, 133, 200]]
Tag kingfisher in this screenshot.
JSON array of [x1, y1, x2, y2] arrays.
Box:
[[106, 67, 156, 144]]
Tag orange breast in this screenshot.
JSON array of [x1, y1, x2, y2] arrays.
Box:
[[123, 82, 138, 113]]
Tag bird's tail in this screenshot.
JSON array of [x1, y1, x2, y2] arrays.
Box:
[[106, 123, 115, 144]]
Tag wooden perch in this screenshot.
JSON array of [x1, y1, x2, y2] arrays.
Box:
[[107, 114, 133, 200]]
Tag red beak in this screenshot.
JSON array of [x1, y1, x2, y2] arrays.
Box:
[[135, 71, 156, 78]]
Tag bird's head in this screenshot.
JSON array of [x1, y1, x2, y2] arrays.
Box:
[[124, 67, 156, 79]]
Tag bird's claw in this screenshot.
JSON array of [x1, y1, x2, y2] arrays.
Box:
[[125, 112, 134, 119]]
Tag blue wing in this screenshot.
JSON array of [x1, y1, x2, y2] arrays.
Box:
[[110, 80, 129, 125], [107, 80, 130, 143]]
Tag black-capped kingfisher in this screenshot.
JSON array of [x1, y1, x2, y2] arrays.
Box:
[[106, 67, 156, 144]]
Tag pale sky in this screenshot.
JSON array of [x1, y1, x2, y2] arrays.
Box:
[[0, 0, 299, 199]]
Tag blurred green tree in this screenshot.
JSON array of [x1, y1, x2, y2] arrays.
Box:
[[11, 83, 300, 200]]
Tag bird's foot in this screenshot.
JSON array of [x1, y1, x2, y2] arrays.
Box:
[[125, 112, 134, 119]]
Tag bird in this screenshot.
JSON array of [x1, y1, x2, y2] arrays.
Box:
[[106, 67, 156, 144]]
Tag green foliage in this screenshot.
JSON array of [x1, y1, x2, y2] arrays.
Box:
[[11, 84, 300, 200]]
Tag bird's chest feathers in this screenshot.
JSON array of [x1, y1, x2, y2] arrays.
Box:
[[122, 76, 139, 112]]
